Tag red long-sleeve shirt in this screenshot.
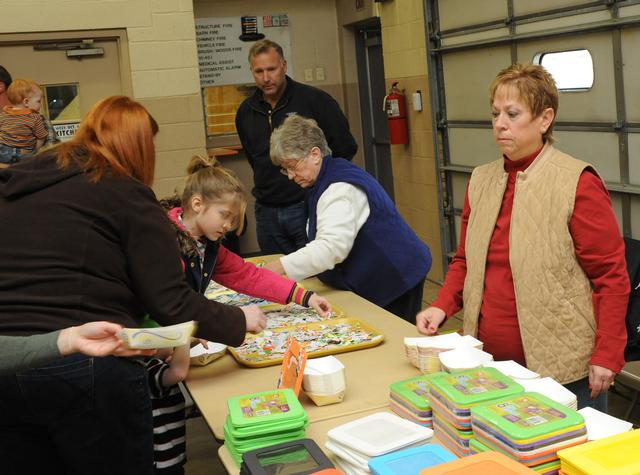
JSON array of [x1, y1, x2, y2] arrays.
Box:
[[433, 149, 629, 373]]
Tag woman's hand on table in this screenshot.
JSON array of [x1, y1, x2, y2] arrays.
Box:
[[241, 304, 267, 333], [589, 364, 616, 399], [309, 294, 332, 317], [416, 306, 447, 335], [263, 258, 285, 275]]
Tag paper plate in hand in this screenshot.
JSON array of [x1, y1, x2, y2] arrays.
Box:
[[118, 321, 196, 349]]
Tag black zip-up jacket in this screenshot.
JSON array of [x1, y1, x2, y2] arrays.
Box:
[[235, 76, 358, 206], [0, 150, 246, 346]]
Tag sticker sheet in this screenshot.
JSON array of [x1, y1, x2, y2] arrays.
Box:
[[230, 318, 384, 367]]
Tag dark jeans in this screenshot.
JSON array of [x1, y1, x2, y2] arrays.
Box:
[[254, 201, 307, 255], [0, 354, 154, 475], [564, 376, 608, 412], [384, 278, 426, 324], [0, 143, 31, 164]]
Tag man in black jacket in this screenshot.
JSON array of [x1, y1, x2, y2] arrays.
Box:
[[235, 39, 357, 254]]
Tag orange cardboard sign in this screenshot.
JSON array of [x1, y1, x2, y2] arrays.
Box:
[[278, 336, 307, 396]]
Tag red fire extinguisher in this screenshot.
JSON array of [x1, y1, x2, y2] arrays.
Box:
[[383, 82, 409, 145]]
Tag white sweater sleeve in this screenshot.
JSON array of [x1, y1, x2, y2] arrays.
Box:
[[281, 182, 370, 282]]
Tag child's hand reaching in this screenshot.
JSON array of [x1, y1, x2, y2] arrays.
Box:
[[308, 294, 332, 318]]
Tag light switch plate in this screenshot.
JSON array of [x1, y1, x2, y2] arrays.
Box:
[[304, 68, 313, 82], [315, 67, 325, 81]]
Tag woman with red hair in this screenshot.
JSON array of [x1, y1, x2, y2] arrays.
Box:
[[0, 96, 266, 474]]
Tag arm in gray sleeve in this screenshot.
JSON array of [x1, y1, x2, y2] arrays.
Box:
[[0, 332, 62, 375]]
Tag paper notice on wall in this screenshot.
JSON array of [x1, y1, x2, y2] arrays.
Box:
[[195, 14, 293, 87], [52, 122, 80, 141]]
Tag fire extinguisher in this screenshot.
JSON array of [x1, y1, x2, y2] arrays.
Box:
[[383, 82, 409, 145]]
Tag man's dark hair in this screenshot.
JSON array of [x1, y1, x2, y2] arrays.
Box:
[[0, 65, 12, 89]]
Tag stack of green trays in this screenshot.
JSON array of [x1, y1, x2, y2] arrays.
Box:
[[428, 368, 524, 457], [389, 372, 446, 428], [224, 388, 308, 465], [471, 392, 587, 474]]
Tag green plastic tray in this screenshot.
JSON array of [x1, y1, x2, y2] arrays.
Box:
[[470, 392, 584, 442], [429, 367, 524, 408], [227, 388, 306, 429], [389, 372, 446, 411], [224, 414, 307, 440]]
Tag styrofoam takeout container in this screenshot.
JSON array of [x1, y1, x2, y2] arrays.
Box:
[[189, 341, 227, 366], [303, 356, 346, 394]]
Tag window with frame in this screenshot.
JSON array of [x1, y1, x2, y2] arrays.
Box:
[[533, 49, 594, 92]]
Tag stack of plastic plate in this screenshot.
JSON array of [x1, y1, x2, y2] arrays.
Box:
[[389, 373, 446, 428], [223, 388, 308, 465], [419, 451, 538, 474], [367, 444, 456, 475], [428, 367, 524, 457], [471, 392, 587, 474], [404, 334, 483, 374], [325, 412, 433, 475], [514, 377, 578, 409], [557, 429, 640, 474]]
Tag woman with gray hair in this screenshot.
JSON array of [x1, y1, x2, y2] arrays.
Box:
[[264, 114, 431, 322]]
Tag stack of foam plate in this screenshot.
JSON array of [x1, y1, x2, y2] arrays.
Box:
[[428, 367, 523, 457], [419, 451, 538, 474], [404, 334, 483, 374], [471, 392, 587, 474], [438, 346, 493, 373], [389, 373, 446, 428], [557, 429, 640, 474], [484, 360, 540, 380], [514, 378, 578, 410], [367, 444, 456, 475], [223, 388, 308, 465], [325, 412, 433, 475], [575, 407, 633, 441]]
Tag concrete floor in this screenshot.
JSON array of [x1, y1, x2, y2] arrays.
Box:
[[183, 280, 640, 474]]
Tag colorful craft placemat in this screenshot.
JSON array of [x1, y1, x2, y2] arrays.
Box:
[[263, 304, 343, 330], [229, 317, 384, 367]]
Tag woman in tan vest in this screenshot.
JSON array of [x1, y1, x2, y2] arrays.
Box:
[[416, 64, 629, 411]]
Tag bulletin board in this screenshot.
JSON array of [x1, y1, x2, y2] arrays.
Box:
[[195, 14, 293, 87]]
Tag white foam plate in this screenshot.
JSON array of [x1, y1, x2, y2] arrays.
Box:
[[578, 407, 633, 440], [484, 360, 540, 379], [438, 346, 493, 372], [327, 412, 432, 457], [515, 377, 577, 406]]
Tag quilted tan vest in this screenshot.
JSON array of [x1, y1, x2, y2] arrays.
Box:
[[462, 144, 597, 384]]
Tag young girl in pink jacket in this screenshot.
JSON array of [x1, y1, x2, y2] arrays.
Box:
[[161, 155, 331, 315]]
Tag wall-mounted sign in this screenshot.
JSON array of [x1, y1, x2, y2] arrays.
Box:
[[52, 122, 80, 141], [195, 14, 293, 87]]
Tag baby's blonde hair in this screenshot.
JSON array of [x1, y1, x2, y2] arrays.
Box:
[[181, 155, 247, 235]]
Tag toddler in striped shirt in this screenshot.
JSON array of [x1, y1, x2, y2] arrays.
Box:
[[0, 78, 47, 164]]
